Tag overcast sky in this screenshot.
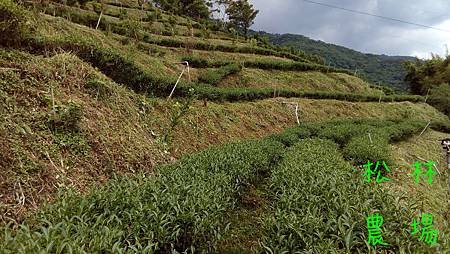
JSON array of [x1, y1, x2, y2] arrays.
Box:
[[248, 0, 450, 58]]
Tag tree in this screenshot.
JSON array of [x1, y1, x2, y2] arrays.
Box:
[[151, 0, 210, 20], [225, 0, 258, 37], [428, 83, 450, 116], [181, 0, 209, 19]]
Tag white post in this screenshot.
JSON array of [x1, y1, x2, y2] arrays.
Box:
[[379, 94, 382, 103], [281, 101, 300, 125], [168, 67, 186, 100], [95, 11, 103, 30], [186, 62, 191, 82], [424, 88, 431, 103], [418, 121, 431, 137]]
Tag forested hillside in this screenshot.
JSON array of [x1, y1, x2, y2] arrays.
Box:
[[405, 55, 450, 116], [258, 32, 415, 91]]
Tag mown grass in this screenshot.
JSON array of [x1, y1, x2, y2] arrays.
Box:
[[36, 2, 313, 62], [25, 28, 424, 103], [5, 2, 428, 105], [198, 63, 242, 86], [389, 130, 450, 235], [217, 68, 382, 95]]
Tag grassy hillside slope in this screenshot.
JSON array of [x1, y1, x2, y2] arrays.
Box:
[[1, 0, 449, 252]]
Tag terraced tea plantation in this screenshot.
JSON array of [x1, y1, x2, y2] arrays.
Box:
[[1, 0, 449, 253]]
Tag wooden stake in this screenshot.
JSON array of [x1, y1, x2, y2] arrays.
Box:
[[368, 133, 372, 143]]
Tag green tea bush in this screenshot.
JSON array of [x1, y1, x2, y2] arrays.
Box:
[[34, 3, 315, 62], [1, 139, 284, 252], [317, 123, 375, 146], [182, 56, 353, 75], [266, 126, 312, 147], [343, 134, 391, 163], [0, 0, 31, 46], [261, 139, 421, 253], [384, 120, 426, 142], [430, 120, 450, 133], [198, 63, 242, 85], [25, 28, 424, 104], [182, 55, 210, 68]]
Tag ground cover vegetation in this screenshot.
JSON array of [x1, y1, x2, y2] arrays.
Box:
[[2, 0, 450, 253], [2, 0, 427, 104], [1, 46, 446, 225], [2, 118, 449, 252]]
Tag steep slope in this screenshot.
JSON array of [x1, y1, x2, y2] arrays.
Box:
[[1, 1, 450, 252], [258, 32, 415, 91], [2, 49, 446, 223]]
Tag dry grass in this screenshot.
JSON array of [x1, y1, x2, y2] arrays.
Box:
[[217, 68, 383, 95], [2, 49, 447, 223], [388, 130, 449, 232]]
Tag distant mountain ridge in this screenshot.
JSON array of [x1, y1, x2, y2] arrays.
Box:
[[256, 32, 416, 91]]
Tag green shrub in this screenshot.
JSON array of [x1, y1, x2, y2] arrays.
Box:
[[430, 120, 450, 133], [262, 139, 421, 252], [120, 16, 143, 40], [317, 123, 374, 146], [0, 0, 31, 46], [266, 126, 311, 147], [144, 11, 156, 22], [198, 63, 242, 85], [384, 120, 426, 142], [182, 55, 210, 68], [343, 134, 391, 164], [1, 139, 284, 252]]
